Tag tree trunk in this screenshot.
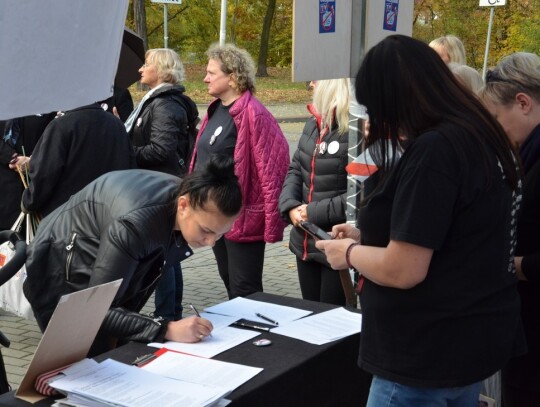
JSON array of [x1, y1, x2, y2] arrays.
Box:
[[133, 0, 148, 51], [256, 0, 276, 77]]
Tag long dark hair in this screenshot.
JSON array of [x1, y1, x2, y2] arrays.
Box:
[[355, 35, 519, 190], [177, 154, 242, 216]]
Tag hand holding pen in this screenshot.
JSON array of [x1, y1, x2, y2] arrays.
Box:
[[190, 304, 213, 339]]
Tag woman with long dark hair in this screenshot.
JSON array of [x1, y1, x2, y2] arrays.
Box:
[[317, 35, 523, 406]]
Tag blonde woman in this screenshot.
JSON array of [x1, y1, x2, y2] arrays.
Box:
[[429, 35, 466, 65], [481, 52, 540, 407], [126, 48, 198, 322], [279, 78, 350, 305]]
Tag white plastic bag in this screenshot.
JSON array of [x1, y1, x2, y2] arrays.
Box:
[[0, 212, 35, 320]]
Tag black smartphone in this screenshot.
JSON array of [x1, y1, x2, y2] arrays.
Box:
[[298, 221, 332, 240]]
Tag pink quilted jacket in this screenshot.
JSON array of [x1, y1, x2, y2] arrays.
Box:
[[189, 91, 289, 243]]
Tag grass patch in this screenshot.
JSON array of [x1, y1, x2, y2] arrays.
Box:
[[130, 64, 311, 105]]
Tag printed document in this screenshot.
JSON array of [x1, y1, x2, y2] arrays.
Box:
[[142, 349, 263, 392], [49, 358, 229, 407], [204, 297, 312, 326], [270, 307, 362, 345], [149, 326, 260, 358]]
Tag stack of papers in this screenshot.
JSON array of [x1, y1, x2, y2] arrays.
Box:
[[49, 358, 230, 407]]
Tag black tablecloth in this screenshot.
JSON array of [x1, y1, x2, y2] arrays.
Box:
[[0, 292, 371, 406]]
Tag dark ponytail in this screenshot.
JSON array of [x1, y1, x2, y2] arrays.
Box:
[[177, 154, 242, 216]]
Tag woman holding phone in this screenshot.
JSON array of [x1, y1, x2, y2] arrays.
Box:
[[279, 78, 350, 306]]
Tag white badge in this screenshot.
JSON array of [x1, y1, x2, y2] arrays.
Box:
[[136, 117, 143, 127], [209, 126, 223, 145], [327, 140, 339, 155], [318, 141, 327, 155], [100, 103, 108, 111]]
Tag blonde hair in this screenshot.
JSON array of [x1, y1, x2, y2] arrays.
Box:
[[206, 43, 256, 94], [145, 48, 185, 85], [429, 35, 466, 65], [448, 63, 484, 95], [480, 52, 540, 106], [312, 78, 350, 135]]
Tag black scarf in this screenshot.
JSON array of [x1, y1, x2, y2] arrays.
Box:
[[519, 123, 540, 173]]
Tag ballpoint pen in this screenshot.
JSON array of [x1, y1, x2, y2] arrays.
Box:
[[255, 313, 279, 326], [190, 304, 212, 337], [232, 321, 271, 332]]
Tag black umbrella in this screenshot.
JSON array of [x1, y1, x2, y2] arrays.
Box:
[[115, 27, 145, 88]]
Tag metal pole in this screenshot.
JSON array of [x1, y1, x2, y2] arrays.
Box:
[[482, 7, 495, 81], [219, 0, 227, 45], [164, 4, 169, 48]]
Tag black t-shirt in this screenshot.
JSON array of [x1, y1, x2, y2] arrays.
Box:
[[358, 129, 524, 387], [195, 100, 237, 170]]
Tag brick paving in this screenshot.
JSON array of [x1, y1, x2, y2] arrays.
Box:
[[0, 104, 310, 390]]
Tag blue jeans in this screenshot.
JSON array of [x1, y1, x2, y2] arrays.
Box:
[[154, 263, 183, 321], [366, 376, 482, 407]]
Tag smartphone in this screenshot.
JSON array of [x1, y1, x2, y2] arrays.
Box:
[[298, 221, 332, 240]]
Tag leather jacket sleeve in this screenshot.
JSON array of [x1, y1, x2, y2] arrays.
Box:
[[101, 307, 169, 344]]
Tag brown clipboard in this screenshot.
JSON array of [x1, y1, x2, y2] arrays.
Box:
[[15, 279, 122, 403]]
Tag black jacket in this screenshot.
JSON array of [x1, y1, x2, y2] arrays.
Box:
[[24, 170, 193, 351], [21, 104, 135, 218], [0, 113, 55, 230], [130, 84, 195, 176], [278, 117, 348, 265]]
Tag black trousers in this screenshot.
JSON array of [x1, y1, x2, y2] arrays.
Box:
[[296, 258, 346, 306], [213, 237, 266, 299]]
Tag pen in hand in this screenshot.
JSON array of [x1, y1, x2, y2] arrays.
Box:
[[190, 304, 212, 338], [255, 313, 279, 326]]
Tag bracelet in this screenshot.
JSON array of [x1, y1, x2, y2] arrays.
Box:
[[345, 242, 361, 269]]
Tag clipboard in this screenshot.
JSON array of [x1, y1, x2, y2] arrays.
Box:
[[15, 279, 122, 403]]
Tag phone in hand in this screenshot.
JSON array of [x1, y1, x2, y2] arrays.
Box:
[[298, 221, 332, 240]]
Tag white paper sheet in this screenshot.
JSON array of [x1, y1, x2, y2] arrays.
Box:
[[204, 297, 312, 326], [50, 359, 229, 407], [142, 349, 263, 392], [270, 307, 362, 345], [0, 0, 128, 119], [148, 326, 260, 358]]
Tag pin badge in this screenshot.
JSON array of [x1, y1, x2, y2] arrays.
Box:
[[136, 118, 143, 127], [209, 126, 223, 145], [101, 103, 109, 111], [327, 141, 339, 155], [253, 338, 272, 347], [318, 141, 327, 155]]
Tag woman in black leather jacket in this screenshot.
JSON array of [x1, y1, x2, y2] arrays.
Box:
[[24, 157, 241, 355]]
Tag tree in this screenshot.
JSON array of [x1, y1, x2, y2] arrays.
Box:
[[133, 0, 148, 51], [257, 0, 277, 77]]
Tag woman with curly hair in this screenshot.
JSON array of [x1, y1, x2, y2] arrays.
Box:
[[190, 43, 289, 299]]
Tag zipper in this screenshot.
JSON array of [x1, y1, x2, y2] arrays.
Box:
[[65, 232, 77, 281]]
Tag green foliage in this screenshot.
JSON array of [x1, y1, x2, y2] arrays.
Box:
[[413, 0, 540, 69]]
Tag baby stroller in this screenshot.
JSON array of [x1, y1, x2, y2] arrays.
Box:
[[0, 229, 28, 394]]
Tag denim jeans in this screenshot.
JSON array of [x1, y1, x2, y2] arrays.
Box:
[[154, 263, 183, 321], [366, 376, 482, 407]]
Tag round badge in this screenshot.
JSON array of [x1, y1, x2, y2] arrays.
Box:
[[318, 141, 327, 155], [100, 103, 109, 111], [327, 140, 340, 155], [253, 338, 272, 347]]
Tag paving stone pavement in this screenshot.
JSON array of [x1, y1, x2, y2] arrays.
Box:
[[0, 104, 311, 390]]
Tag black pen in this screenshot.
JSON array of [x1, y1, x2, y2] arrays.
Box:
[[255, 312, 279, 326], [190, 304, 201, 317], [232, 321, 271, 332]]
